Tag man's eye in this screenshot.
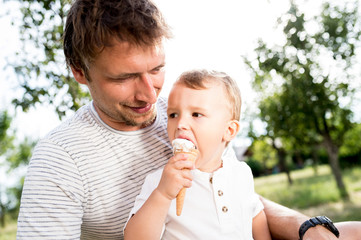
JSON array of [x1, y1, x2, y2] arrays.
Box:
[[151, 68, 161, 73], [114, 74, 136, 81], [151, 65, 165, 74], [192, 112, 203, 118], [169, 113, 178, 118]]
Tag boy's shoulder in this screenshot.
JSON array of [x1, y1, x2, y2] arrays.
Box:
[[144, 167, 164, 185]]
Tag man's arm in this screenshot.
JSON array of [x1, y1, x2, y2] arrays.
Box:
[[335, 221, 361, 240], [17, 140, 84, 239], [260, 196, 339, 240]]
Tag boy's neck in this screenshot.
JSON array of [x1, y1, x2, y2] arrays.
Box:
[[199, 160, 223, 173]]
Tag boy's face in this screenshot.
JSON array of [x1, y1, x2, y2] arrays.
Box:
[[167, 81, 235, 172]]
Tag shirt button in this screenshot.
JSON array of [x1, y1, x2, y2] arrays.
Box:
[[222, 206, 228, 213], [209, 177, 213, 184], [218, 190, 223, 196]]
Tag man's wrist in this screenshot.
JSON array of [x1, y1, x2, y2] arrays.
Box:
[[299, 216, 339, 240]]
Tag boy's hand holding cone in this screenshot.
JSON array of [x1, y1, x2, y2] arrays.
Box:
[[172, 139, 199, 216]]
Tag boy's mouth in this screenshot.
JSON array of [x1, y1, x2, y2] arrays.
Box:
[[175, 135, 196, 149]]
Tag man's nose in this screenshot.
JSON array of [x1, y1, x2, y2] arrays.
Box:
[[135, 73, 157, 103]]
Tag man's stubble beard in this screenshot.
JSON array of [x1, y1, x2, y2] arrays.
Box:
[[119, 104, 157, 128]]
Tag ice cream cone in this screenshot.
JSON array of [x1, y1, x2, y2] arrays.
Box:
[[172, 139, 199, 216]]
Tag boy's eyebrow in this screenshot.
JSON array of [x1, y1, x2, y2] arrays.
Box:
[[167, 105, 207, 113], [166, 106, 176, 113]]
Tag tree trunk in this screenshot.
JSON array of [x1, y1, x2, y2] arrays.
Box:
[[323, 134, 349, 199], [277, 148, 293, 185], [311, 145, 320, 175], [0, 202, 5, 228]]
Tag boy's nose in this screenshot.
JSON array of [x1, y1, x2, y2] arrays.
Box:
[[177, 117, 189, 130]]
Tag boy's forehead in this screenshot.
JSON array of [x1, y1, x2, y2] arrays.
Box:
[[170, 81, 226, 100]]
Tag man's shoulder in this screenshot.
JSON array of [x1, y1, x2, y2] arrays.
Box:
[[42, 103, 94, 141], [157, 96, 168, 111]]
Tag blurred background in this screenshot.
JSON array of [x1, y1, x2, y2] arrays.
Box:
[[1, 0, 361, 238]]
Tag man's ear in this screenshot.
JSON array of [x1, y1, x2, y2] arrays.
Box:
[[223, 120, 240, 142], [71, 66, 88, 85]]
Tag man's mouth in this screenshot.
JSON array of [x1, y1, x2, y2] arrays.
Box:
[[129, 104, 152, 114]]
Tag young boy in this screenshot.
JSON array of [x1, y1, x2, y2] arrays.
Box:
[[124, 69, 271, 240]]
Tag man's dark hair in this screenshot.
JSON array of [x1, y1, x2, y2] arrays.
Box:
[[63, 0, 171, 78]]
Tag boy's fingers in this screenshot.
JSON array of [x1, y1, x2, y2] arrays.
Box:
[[182, 178, 193, 188], [181, 169, 194, 181], [174, 159, 195, 170], [170, 153, 188, 162]]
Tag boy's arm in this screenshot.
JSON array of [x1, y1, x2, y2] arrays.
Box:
[[124, 153, 194, 240], [124, 188, 172, 239], [252, 210, 272, 240], [260, 196, 340, 240]]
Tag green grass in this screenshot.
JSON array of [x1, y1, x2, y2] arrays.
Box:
[[0, 218, 17, 240], [2, 165, 360, 239], [255, 165, 361, 222]]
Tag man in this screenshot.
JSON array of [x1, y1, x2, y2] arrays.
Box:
[[17, 0, 360, 239]]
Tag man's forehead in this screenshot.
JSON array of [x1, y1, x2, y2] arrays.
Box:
[[105, 37, 165, 53]]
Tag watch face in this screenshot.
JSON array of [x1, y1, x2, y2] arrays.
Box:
[[318, 216, 340, 237]]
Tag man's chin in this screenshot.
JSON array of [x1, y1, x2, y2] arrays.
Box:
[[124, 108, 157, 128]]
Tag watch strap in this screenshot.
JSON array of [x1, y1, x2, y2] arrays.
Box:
[[298, 216, 339, 240]]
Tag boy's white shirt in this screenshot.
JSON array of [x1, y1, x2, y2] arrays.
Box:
[[125, 147, 263, 240]]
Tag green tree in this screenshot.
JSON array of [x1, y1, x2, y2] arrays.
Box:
[[244, 1, 361, 199], [7, 0, 90, 119], [0, 111, 35, 227], [0, 111, 13, 227]]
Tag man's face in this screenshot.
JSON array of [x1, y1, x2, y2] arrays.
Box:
[[167, 82, 233, 172], [83, 41, 165, 131]]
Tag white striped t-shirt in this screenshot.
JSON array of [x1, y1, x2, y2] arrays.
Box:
[[17, 97, 173, 240]]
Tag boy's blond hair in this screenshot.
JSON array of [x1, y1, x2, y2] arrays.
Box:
[[176, 69, 242, 121]]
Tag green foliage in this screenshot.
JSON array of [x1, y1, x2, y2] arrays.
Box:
[[244, 0, 361, 198], [0, 112, 14, 155], [245, 158, 264, 177], [248, 138, 278, 170], [7, 138, 35, 170], [0, 111, 35, 227], [340, 123, 361, 157], [7, 0, 90, 119]]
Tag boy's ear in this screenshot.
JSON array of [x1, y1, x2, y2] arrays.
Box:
[[223, 120, 240, 142], [71, 66, 88, 85]]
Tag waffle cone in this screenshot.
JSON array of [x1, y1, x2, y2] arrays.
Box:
[[175, 150, 198, 216]]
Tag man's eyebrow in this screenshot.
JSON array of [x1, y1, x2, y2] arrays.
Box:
[[152, 62, 165, 70], [111, 72, 137, 79]]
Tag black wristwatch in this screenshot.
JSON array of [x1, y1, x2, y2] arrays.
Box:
[[298, 216, 339, 240]]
